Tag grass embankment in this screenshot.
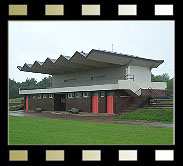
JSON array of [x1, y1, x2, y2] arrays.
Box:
[[115, 109, 173, 123], [9, 116, 173, 145], [9, 97, 24, 104]]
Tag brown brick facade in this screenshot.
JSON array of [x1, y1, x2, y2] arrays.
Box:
[[66, 92, 92, 112], [141, 89, 168, 98], [24, 89, 168, 113], [25, 95, 54, 111], [113, 90, 131, 114]]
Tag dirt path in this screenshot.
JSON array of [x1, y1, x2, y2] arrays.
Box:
[[9, 111, 173, 128]]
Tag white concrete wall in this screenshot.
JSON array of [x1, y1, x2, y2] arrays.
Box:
[[135, 81, 167, 90], [118, 80, 141, 96], [52, 66, 126, 88], [129, 65, 151, 82], [19, 80, 166, 95], [19, 84, 119, 95]]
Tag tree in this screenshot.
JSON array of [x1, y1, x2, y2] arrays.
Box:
[[151, 73, 173, 97], [9, 78, 20, 98], [21, 78, 38, 89], [9, 76, 52, 99], [37, 76, 52, 89]]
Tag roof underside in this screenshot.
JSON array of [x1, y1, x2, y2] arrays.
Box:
[[17, 49, 164, 75]]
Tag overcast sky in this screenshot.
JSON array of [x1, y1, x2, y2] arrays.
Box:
[[9, 21, 174, 82]]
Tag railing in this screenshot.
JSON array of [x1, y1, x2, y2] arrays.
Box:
[[124, 74, 134, 81], [118, 87, 158, 113], [147, 87, 158, 103], [117, 88, 142, 113]]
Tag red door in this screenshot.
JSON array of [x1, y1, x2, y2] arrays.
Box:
[[92, 92, 98, 113], [107, 91, 113, 114], [26, 97, 28, 111]]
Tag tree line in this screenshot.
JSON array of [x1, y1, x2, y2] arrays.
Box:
[[151, 73, 173, 97], [9, 76, 52, 99], [9, 73, 173, 99]]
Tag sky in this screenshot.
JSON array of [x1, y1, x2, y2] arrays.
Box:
[[9, 21, 174, 82]]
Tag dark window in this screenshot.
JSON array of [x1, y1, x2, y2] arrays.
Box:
[[75, 92, 82, 98], [83, 92, 90, 98], [37, 94, 42, 99], [64, 79, 77, 83], [49, 94, 53, 98], [68, 93, 74, 98], [101, 91, 105, 97], [91, 76, 106, 81], [43, 94, 48, 98]]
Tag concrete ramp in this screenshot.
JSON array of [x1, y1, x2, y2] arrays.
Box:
[[118, 80, 141, 96]]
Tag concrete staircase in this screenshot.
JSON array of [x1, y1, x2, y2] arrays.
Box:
[[143, 99, 173, 109], [143, 104, 173, 109], [9, 104, 24, 111], [124, 96, 149, 112], [15, 104, 24, 111], [124, 97, 173, 112], [120, 85, 170, 113]]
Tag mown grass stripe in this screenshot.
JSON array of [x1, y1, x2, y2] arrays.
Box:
[[9, 116, 173, 145]]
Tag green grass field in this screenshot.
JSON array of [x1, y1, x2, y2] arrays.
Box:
[[9, 97, 24, 104], [9, 116, 173, 145], [115, 109, 173, 123]]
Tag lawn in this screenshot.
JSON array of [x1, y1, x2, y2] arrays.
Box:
[[115, 109, 173, 123], [9, 116, 173, 145]]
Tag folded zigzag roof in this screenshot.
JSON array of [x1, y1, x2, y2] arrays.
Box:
[[17, 49, 164, 75]]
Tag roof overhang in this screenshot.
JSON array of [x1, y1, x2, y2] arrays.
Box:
[[17, 49, 164, 75]]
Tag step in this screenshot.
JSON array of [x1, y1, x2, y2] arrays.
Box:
[[149, 103, 173, 105], [144, 105, 173, 107], [143, 107, 173, 109], [145, 105, 173, 107]]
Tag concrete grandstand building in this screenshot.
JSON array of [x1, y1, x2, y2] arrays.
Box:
[[18, 49, 167, 114]]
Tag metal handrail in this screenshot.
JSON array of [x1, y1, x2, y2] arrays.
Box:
[[117, 88, 142, 113], [124, 74, 134, 81], [147, 87, 158, 103], [118, 87, 157, 113]]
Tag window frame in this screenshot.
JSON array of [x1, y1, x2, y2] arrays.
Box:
[[49, 94, 53, 98], [68, 93, 74, 98], [100, 91, 105, 97], [43, 94, 48, 99], [83, 92, 90, 98], [37, 94, 42, 99], [75, 92, 82, 98]]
